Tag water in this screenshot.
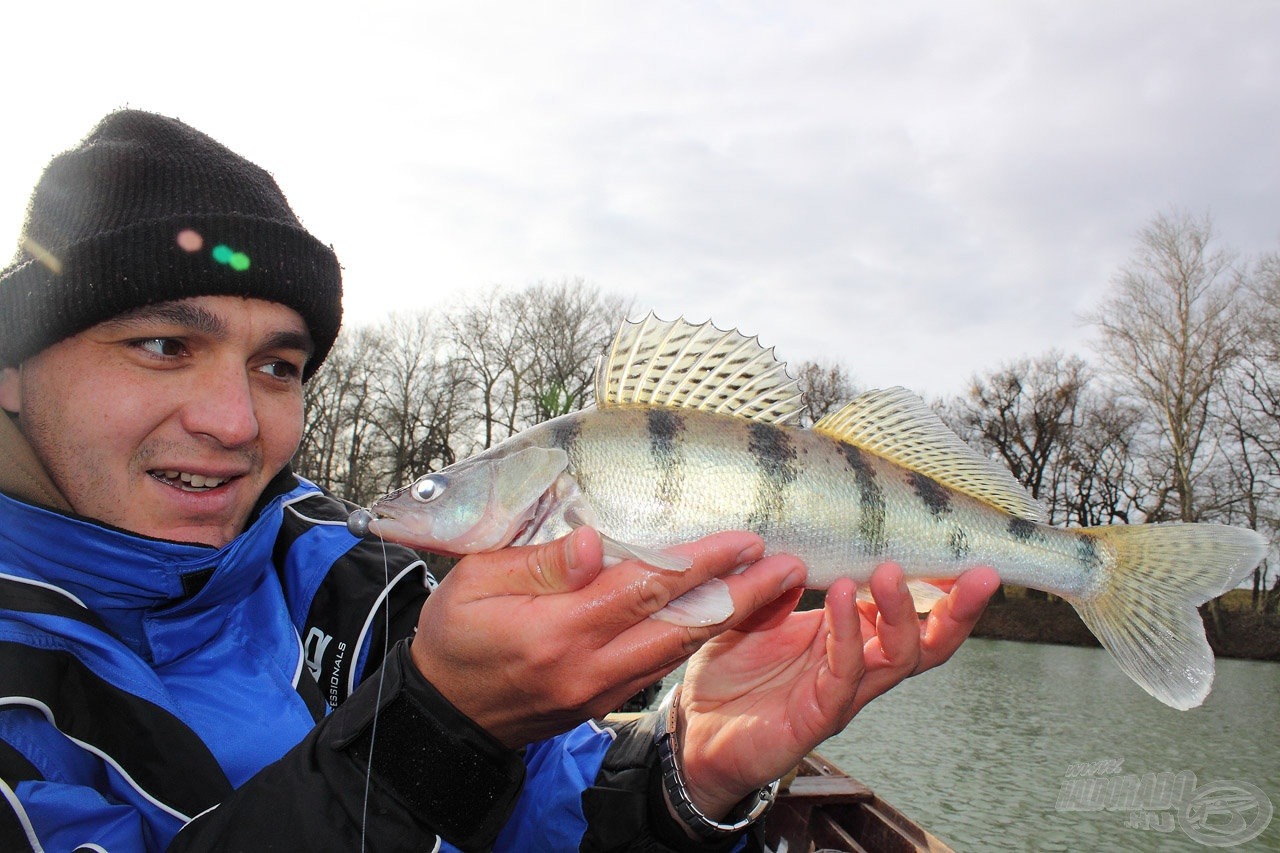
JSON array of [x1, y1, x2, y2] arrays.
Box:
[[818, 639, 1279, 851]]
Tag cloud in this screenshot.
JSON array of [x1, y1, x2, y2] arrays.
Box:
[[2, 2, 1277, 398]]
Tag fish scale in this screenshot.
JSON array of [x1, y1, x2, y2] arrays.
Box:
[[510, 406, 1090, 597], [353, 314, 1268, 711]]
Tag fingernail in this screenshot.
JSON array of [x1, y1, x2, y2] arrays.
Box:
[[737, 542, 764, 565], [782, 566, 806, 591], [562, 529, 578, 566], [950, 589, 982, 622]]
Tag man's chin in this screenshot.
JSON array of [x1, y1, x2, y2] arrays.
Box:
[[118, 512, 245, 548]]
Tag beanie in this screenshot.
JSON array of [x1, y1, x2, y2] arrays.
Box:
[[0, 109, 342, 378]]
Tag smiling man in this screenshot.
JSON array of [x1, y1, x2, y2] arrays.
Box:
[[4, 296, 311, 546], [0, 110, 995, 851]]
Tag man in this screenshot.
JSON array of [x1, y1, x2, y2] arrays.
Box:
[[0, 110, 997, 851]]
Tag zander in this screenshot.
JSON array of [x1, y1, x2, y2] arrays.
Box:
[[351, 315, 1268, 710]]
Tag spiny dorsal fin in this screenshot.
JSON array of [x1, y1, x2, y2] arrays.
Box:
[[814, 387, 1048, 523], [593, 313, 805, 423]]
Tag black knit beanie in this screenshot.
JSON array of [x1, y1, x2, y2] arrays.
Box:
[[0, 109, 342, 378]]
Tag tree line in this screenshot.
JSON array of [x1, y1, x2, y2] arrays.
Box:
[[296, 210, 1279, 613]]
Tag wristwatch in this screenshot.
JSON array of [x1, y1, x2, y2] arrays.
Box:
[[654, 685, 780, 841]]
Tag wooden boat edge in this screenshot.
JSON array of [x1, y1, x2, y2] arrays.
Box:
[[604, 711, 950, 852], [766, 751, 954, 853]]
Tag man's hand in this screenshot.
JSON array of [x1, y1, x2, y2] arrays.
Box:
[[409, 528, 807, 748], [677, 563, 999, 820]]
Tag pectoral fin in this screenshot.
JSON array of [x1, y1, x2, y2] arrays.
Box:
[[597, 533, 695, 572], [559, 502, 695, 571]]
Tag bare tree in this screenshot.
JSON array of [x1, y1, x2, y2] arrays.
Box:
[[297, 335, 349, 489], [951, 352, 1091, 518], [295, 326, 381, 501], [516, 279, 631, 422], [1221, 251, 1280, 611], [944, 352, 1093, 600], [1086, 209, 1249, 524], [1058, 385, 1146, 528], [795, 360, 859, 427], [448, 280, 631, 450], [447, 290, 531, 450], [366, 312, 466, 499]]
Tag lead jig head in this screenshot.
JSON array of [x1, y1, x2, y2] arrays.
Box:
[[347, 507, 375, 538]]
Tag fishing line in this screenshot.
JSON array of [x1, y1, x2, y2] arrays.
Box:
[[360, 531, 393, 852]]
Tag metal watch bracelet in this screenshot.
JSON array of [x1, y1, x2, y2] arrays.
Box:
[[654, 685, 780, 841]]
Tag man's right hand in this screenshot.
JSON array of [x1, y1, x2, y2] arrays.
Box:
[[408, 527, 807, 748]]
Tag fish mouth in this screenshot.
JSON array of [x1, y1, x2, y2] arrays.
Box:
[[364, 487, 407, 523], [349, 497, 413, 541], [148, 469, 236, 492]]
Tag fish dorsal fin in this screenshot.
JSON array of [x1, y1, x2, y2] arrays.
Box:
[[814, 387, 1048, 523], [594, 313, 805, 423]]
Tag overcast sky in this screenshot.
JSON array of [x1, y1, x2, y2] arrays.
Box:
[[3, 2, 1277, 397]]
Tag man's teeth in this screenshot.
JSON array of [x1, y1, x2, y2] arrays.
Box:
[[157, 470, 228, 490]]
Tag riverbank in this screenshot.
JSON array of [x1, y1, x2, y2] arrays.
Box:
[[970, 592, 1280, 662], [796, 586, 1280, 661]]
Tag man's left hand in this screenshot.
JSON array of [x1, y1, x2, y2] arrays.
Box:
[[676, 563, 999, 820]]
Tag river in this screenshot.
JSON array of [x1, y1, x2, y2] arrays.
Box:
[[819, 638, 1279, 851]]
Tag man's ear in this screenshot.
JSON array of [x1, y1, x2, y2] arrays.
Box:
[[0, 366, 21, 414]]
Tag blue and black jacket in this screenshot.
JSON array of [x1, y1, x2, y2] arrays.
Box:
[[0, 468, 730, 852]]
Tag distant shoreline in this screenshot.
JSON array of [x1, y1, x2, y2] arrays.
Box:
[[970, 596, 1280, 663]]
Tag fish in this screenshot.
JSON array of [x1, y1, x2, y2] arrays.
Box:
[[348, 314, 1269, 710]]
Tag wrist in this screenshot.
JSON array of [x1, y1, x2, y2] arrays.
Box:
[[337, 640, 526, 848], [653, 684, 779, 842]]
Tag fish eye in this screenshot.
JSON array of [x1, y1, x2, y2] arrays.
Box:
[[411, 474, 447, 503]]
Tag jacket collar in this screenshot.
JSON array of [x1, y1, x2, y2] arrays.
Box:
[[0, 421, 316, 661]]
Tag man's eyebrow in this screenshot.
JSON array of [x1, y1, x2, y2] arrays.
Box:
[[104, 301, 229, 335], [103, 302, 314, 356], [264, 329, 315, 358]]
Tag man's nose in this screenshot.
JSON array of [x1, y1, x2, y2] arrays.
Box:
[[181, 366, 259, 447]]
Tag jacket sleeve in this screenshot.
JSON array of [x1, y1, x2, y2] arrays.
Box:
[[265, 492, 758, 852], [169, 639, 527, 852], [486, 708, 753, 853]]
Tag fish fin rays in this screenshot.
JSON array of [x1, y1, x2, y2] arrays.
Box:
[[564, 496, 695, 571], [651, 579, 735, 626], [593, 313, 805, 423], [856, 579, 949, 614], [596, 532, 695, 572], [814, 387, 1049, 524], [1067, 523, 1268, 710]]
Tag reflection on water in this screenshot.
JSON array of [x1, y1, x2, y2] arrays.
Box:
[[820, 639, 1280, 852]]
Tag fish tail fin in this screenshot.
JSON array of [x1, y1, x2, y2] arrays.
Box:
[[1068, 523, 1267, 710]]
